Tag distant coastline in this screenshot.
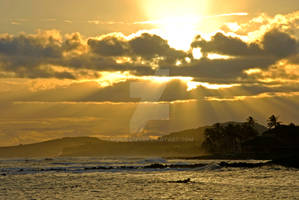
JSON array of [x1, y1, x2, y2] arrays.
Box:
[[0, 116, 298, 168]]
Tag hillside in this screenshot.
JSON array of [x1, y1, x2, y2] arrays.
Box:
[[0, 137, 203, 158], [0, 137, 103, 158], [159, 126, 207, 142], [159, 121, 267, 142], [61, 141, 202, 157]]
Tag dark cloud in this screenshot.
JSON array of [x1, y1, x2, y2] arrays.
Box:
[[0, 55, 77, 79], [62, 33, 85, 52], [163, 56, 277, 84], [262, 29, 297, 58], [192, 32, 262, 56], [129, 33, 187, 64], [192, 29, 297, 59], [59, 54, 156, 76], [0, 34, 62, 58], [0, 33, 73, 79], [88, 36, 128, 57], [88, 33, 188, 64], [181, 29, 298, 82]]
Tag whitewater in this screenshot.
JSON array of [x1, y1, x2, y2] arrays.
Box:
[[0, 157, 298, 200]]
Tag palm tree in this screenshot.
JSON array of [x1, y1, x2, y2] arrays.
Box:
[[267, 115, 280, 129], [246, 116, 255, 128]]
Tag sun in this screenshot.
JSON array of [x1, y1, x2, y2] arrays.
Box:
[[142, 0, 207, 50], [152, 16, 201, 51]]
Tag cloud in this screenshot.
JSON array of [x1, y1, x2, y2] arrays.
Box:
[[0, 33, 62, 58], [192, 29, 297, 59], [88, 33, 188, 64], [192, 32, 262, 56], [222, 11, 299, 45], [0, 12, 297, 86], [128, 33, 186, 61], [186, 29, 298, 83], [88, 35, 129, 57], [62, 32, 85, 52], [0, 31, 71, 79], [164, 56, 277, 84], [262, 29, 297, 58]]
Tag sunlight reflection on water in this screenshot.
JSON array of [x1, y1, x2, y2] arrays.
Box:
[[0, 157, 298, 199]]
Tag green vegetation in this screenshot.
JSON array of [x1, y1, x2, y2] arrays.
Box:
[[201, 115, 299, 160], [202, 121, 259, 153]]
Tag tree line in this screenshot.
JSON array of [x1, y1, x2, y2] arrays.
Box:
[[202, 115, 297, 154]]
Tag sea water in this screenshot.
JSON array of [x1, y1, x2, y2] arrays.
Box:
[[0, 157, 298, 200]]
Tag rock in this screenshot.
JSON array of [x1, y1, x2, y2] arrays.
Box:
[[144, 163, 166, 169], [169, 178, 191, 183]]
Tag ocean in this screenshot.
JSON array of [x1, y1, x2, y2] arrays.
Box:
[[0, 157, 298, 200]]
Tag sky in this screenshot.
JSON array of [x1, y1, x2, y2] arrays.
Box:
[[0, 0, 298, 146]]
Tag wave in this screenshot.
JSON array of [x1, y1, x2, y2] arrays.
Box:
[[0, 157, 297, 175]]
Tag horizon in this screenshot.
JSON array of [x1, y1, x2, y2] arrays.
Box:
[[0, 0, 298, 146], [0, 118, 295, 147]]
